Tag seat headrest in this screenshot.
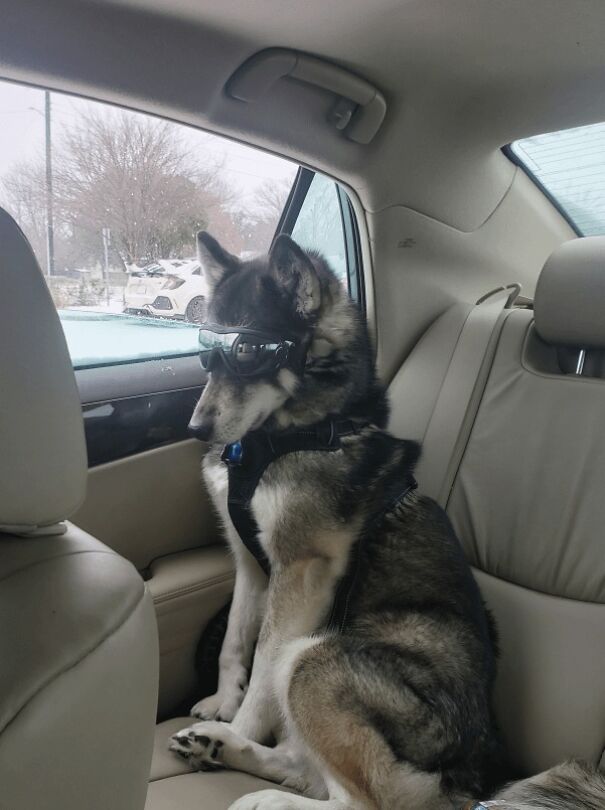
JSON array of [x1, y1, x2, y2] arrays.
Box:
[[534, 236, 605, 349], [0, 208, 87, 534]]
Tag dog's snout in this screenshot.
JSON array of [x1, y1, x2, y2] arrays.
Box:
[[188, 421, 213, 442]]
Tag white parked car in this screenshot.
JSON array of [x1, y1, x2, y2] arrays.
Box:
[[124, 260, 209, 323]]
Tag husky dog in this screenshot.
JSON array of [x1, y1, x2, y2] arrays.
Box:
[[170, 232, 604, 810]]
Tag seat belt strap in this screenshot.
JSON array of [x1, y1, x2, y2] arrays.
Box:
[[416, 288, 515, 507]]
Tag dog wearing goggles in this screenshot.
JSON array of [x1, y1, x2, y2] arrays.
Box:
[[186, 231, 376, 445], [170, 232, 604, 810]]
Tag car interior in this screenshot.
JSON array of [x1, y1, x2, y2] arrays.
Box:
[[1, 1, 604, 808]]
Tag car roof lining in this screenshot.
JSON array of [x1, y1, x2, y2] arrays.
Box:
[[2, 0, 605, 232]]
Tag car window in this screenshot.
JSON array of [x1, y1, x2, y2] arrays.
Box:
[[290, 173, 348, 283], [0, 79, 297, 368], [510, 122, 605, 236]]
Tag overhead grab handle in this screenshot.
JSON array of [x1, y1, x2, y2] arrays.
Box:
[[226, 48, 387, 145]]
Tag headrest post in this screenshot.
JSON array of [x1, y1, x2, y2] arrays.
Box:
[[575, 349, 586, 376]]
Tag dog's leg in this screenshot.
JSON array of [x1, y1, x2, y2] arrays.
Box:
[[229, 555, 345, 743], [237, 635, 455, 810], [169, 721, 326, 797], [191, 543, 268, 722]]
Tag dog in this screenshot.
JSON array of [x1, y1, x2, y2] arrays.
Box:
[[170, 231, 605, 810]]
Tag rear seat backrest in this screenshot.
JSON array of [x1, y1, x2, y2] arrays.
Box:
[[389, 237, 605, 777], [448, 238, 605, 775], [388, 301, 473, 445], [389, 292, 513, 503]]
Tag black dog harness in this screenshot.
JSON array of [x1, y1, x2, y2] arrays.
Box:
[[222, 419, 363, 575], [222, 419, 417, 631]]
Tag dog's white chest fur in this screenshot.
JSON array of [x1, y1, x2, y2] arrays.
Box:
[[250, 485, 288, 557], [203, 457, 229, 504]]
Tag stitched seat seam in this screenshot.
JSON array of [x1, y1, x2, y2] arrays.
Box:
[[0, 549, 125, 587], [0, 588, 149, 737], [473, 566, 605, 606], [151, 572, 234, 604]]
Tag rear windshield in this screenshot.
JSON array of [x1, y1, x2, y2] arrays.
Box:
[[510, 122, 605, 236]]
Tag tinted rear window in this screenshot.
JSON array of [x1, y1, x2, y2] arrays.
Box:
[[510, 122, 605, 236]]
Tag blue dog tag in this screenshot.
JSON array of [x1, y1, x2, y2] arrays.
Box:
[[224, 440, 243, 465]]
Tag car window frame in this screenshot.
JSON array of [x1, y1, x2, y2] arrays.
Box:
[[502, 144, 582, 236], [274, 167, 364, 310]]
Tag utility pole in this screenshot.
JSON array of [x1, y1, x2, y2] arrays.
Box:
[[44, 90, 55, 277], [102, 227, 111, 306]]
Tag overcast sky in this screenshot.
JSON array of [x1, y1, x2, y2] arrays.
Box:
[[0, 78, 296, 205]]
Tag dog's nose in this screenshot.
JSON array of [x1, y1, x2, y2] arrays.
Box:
[[188, 421, 213, 442]]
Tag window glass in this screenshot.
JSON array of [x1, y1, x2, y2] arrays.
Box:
[[511, 122, 605, 236], [291, 173, 348, 283], [0, 80, 297, 368]]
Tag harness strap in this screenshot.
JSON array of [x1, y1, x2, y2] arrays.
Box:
[[325, 471, 417, 632], [223, 419, 363, 576], [224, 419, 418, 634]]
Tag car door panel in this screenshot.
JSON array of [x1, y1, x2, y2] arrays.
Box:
[[148, 546, 233, 719], [72, 439, 216, 571]]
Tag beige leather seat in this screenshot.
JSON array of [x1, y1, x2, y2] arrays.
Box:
[[392, 236, 605, 774], [0, 209, 159, 810], [149, 238, 605, 806], [446, 238, 605, 774]]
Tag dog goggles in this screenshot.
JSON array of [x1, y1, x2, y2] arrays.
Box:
[[198, 323, 301, 378]]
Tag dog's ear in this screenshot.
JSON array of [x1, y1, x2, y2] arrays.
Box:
[[197, 231, 241, 288], [269, 235, 320, 319]]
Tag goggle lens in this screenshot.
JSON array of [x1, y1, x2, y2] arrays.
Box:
[[198, 325, 294, 377], [198, 328, 239, 351]]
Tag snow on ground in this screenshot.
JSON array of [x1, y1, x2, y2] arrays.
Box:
[[59, 308, 200, 368]]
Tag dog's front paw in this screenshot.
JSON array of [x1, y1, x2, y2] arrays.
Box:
[[230, 789, 302, 810], [169, 721, 227, 771], [190, 689, 244, 722]]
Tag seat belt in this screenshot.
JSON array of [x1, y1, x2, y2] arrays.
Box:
[[416, 285, 519, 508]]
